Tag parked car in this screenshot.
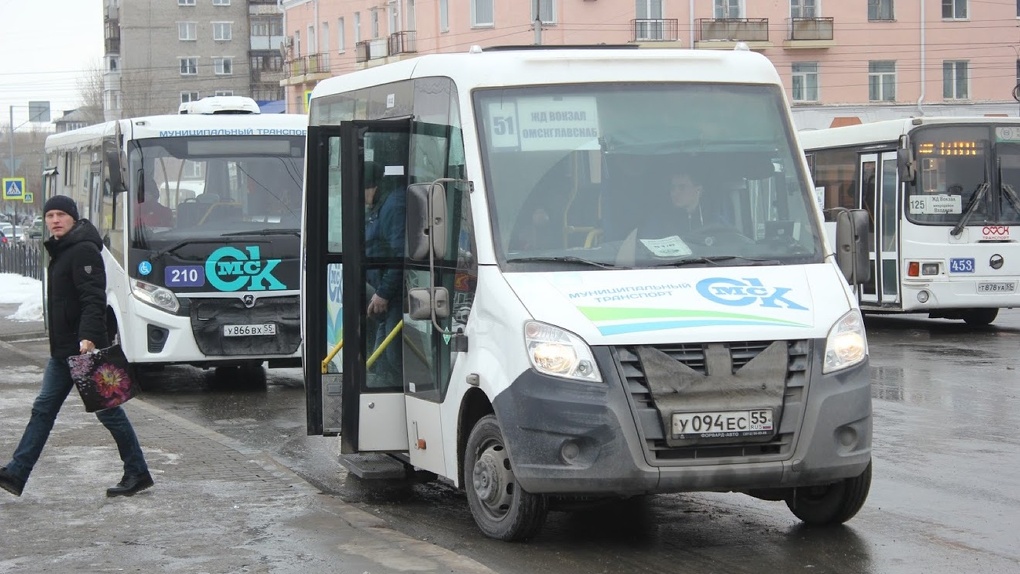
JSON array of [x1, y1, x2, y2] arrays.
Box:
[[0, 223, 16, 243], [28, 216, 43, 239], [0, 229, 7, 245]]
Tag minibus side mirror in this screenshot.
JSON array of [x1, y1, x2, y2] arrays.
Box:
[[408, 287, 450, 321], [406, 182, 447, 261], [835, 208, 871, 285]]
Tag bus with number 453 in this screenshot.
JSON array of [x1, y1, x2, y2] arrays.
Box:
[[800, 117, 1020, 325], [43, 96, 307, 387], [302, 46, 873, 541]]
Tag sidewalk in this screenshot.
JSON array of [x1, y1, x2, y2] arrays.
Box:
[[0, 339, 496, 574]]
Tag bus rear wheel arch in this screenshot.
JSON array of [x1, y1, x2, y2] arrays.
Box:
[[463, 414, 548, 541]]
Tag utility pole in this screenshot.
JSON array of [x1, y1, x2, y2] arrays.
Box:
[[7, 106, 17, 238], [533, 0, 543, 45]]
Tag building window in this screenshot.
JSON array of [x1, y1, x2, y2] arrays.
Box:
[[338, 17, 346, 52], [868, 0, 894, 21], [178, 0, 195, 5], [440, 0, 449, 32], [942, 0, 967, 19], [180, 92, 200, 103], [178, 22, 197, 41], [294, 31, 301, 57], [371, 10, 379, 39], [715, 0, 743, 18], [180, 57, 198, 75], [869, 60, 896, 101], [215, 90, 234, 96], [791, 0, 817, 18], [321, 22, 330, 54], [943, 61, 969, 99], [213, 22, 232, 41], [251, 53, 283, 71], [214, 57, 233, 75], [212, 0, 230, 5], [533, 0, 556, 24], [792, 62, 819, 102], [472, 0, 494, 27], [353, 13, 360, 44]]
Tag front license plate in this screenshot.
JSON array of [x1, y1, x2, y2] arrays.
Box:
[[223, 323, 277, 337], [977, 281, 1016, 293], [672, 409, 774, 439]]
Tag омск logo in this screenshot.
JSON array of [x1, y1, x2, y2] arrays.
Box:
[[697, 277, 807, 310], [205, 246, 286, 291]]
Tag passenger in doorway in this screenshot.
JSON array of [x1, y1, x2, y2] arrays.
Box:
[[364, 161, 405, 386], [640, 166, 724, 239]]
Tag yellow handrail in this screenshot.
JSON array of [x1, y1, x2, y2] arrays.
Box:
[[320, 319, 404, 374]]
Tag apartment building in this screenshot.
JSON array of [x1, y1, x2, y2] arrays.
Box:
[[103, 0, 287, 120], [279, 0, 1020, 129]]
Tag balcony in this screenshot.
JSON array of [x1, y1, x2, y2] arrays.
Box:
[[281, 53, 332, 86], [388, 30, 417, 55], [630, 18, 680, 43], [695, 18, 770, 49], [784, 17, 835, 49], [356, 38, 391, 63]]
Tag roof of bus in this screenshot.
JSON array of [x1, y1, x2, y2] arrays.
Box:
[[798, 116, 1020, 151], [45, 113, 307, 152], [310, 47, 782, 101]]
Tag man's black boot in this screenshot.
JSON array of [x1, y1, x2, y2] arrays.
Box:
[[106, 471, 154, 497], [0, 467, 25, 497]]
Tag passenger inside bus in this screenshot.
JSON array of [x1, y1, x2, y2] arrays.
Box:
[[136, 175, 173, 227], [363, 161, 405, 387]]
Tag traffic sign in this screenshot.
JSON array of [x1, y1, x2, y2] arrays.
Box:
[[2, 178, 26, 200], [23, 191, 34, 203]]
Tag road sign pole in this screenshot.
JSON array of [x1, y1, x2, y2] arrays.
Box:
[[7, 105, 15, 238]]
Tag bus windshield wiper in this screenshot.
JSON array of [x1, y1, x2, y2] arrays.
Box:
[[149, 239, 197, 260], [506, 255, 623, 269], [651, 255, 781, 268], [220, 229, 300, 237], [951, 182, 989, 237]]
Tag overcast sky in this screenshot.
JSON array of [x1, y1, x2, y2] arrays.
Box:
[[0, 0, 104, 129]]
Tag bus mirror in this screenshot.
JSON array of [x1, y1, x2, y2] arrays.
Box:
[[408, 287, 450, 322], [104, 146, 124, 194], [406, 182, 447, 261], [835, 208, 871, 285], [897, 148, 916, 183]]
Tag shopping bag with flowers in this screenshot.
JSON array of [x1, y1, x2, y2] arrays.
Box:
[[67, 345, 140, 412]]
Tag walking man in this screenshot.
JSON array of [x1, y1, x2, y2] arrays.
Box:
[[0, 195, 154, 498]]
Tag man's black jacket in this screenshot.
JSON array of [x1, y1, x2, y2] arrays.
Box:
[[44, 219, 109, 359]]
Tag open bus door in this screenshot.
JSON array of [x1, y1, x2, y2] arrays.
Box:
[[858, 151, 901, 307], [305, 119, 414, 456]]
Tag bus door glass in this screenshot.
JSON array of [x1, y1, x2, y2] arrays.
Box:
[[304, 120, 412, 454], [858, 152, 900, 304]]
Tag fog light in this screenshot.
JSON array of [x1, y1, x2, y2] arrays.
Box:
[[837, 426, 858, 449], [921, 263, 939, 275], [917, 290, 930, 303], [561, 440, 580, 462]]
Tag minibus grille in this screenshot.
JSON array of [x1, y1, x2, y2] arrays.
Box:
[[189, 295, 301, 357], [616, 339, 808, 463]]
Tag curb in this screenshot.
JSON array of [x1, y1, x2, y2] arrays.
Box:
[[0, 331, 47, 343]]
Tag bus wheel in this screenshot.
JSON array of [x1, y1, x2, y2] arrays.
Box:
[[786, 461, 871, 525], [464, 415, 547, 541], [963, 308, 998, 326]]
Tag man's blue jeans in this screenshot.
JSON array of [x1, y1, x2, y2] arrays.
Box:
[[4, 357, 149, 484]]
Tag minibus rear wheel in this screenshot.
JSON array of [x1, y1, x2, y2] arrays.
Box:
[[464, 415, 548, 541], [786, 461, 871, 525]]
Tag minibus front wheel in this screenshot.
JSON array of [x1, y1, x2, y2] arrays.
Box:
[[464, 415, 548, 541], [786, 461, 872, 525]]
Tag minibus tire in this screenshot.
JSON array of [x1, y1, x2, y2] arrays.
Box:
[[786, 461, 871, 525], [464, 415, 548, 541]]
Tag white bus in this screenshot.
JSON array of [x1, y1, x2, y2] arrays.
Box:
[[302, 47, 873, 540], [43, 97, 307, 385], [800, 117, 1020, 325]]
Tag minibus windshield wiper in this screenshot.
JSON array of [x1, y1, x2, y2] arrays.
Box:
[[507, 255, 623, 269], [220, 229, 300, 237], [651, 256, 781, 268]]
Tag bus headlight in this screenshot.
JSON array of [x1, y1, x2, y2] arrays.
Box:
[[823, 309, 868, 374], [524, 321, 602, 383], [131, 278, 180, 313]]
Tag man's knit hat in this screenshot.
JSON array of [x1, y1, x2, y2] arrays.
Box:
[[43, 195, 79, 221]]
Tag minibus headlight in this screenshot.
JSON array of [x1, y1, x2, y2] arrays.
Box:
[[524, 321, 602, 383], [823, 309, 868, 374], [131, 278, 180, 313]]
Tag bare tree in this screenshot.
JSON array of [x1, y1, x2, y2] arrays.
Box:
[[76, 59, 106, 125]]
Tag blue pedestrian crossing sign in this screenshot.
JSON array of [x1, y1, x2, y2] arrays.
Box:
[[23, 191, 34, 203], [2, 178, 26, 200]]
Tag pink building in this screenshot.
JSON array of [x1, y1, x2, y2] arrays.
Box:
[[279, 0, 1020, 129]]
